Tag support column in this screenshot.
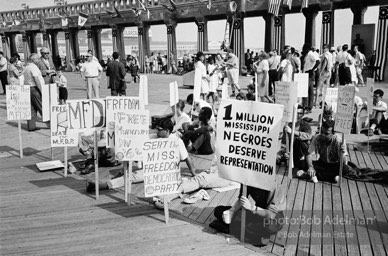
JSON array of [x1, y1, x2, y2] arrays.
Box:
[[9, 34, 18, 57], [263, 14, 274, 52], [70, 29, 80, 59], [64, 31, 73, 71], [29, 32, 38, 54], [112, 26, 125, 61], [137, 22, 151, 73], [303, 9, 318, 47], [1, 34, 11, 59], [49, 31, 59, 59], [351, 4, 367, 25], [94, 29, 103, 61], [230, 17, 245, 72], [195, 17, 208, 52], [87, 29, 95, 54], [21, 31, 31, 63], [321, 10, 335, 49], [165, 21, 177, 74]]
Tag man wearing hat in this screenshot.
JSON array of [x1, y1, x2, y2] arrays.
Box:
[[80, 52, 103, 99]]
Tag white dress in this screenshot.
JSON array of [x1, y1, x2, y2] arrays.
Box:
[[207, 64, 218, 93], [194, 61, 209, 94]]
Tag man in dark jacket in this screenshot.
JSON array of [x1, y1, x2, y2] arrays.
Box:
[[106, 52, 126, 96], [37, 47, 56, 84]]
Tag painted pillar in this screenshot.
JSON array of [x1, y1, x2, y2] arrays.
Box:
[[86, 29, 95, 54], [196, 18, 208, 52], [29, 32, 38, 54], [303, 9, 318, 47], [137, 22, 151, 73], [64, 31, 73, 71], [49, 31, 59, 59], [166, 21, 177, 74], [70, 29, 80, 59], [351, 5, 368, 25], [112, 26, 125, 61], [9, 34, 18, 57], [263, 14, 274, 52], [94, 28, 103, 61], [21, 31, 31, 63], [1, 34, 11, 59]]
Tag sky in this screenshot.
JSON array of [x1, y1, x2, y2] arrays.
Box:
[[0, 0, 380, 51]]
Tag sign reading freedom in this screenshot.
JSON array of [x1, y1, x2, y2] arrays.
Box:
[[142, 137, 181, 197], [216, 99, 284, 191]]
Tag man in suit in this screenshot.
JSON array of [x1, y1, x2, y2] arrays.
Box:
[[37, 47, 56, 84], [106, 52, 127, 96]]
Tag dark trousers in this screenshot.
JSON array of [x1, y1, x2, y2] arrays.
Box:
[[27, 86, 43, 131], [268, 69, 278, 95], [0, 71, 8, 94], [302, 71, 314, 110], [184, 129, 214, 155], [111, 88, 126, 96]]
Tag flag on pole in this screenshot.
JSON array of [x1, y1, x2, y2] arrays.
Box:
[[300, 0, 309, 12], [61, 17, 68, 27], [374, 5, 388, 81], [78, 12, 89, 27], [321, 11, 332, 50], [283, 0, 292, 10], [268, 0, 282, 16]]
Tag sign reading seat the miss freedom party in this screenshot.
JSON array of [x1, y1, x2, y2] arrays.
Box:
[[216, 100, 284, 191]]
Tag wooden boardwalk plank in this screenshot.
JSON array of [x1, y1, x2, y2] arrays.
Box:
[[284, 180, 306, 256], [332, 183, 347, 256], [309, 182, 323, 256], [322, 182, 334, 256], [341, 179, 361, 256], [296, 182, 314, 256], [195, 190, 228, 224], [271, 177, 298, 256], [204, 189, 236, 226]]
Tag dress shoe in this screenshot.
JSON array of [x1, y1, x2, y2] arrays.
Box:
[[80, 163, 95, 175]]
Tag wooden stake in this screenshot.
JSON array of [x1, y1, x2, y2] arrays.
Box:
[[94, 131, 99, 200], [64, 146, 67, 178], [338, 133, 345, 186], [288, 103, 298, 179], [18, 120, 23, 158], [164, 197, 169, 224], [125, 161, 132, 205], [240, 184, 247, 243]]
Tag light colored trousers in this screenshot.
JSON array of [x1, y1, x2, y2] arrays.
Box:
[[86, 77, 100, 99]]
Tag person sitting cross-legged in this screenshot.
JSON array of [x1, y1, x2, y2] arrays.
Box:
[[366, 89, 387, 135], [297, 120, 348, 183], [86, 118, 196, 192], [182, 106, 215, 155]]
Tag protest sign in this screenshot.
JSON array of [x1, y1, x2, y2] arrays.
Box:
[[6, 85, 31, 121], [115, 109, 149, 161], [67, 99, 106, 131], [143, 137, 181, 197], [216, 99, 284, 191], [169, 81, 179, 107], [50, 104, 78, 147], [294, 73, 308, 97], [323, 87, 338, 113], [139, 75, 149, 105], [275, 82, 298, 123], [366, 78, 374, 115], [42, 84, 58, 122], [335, 86, 356, 134], [105, 97, 143, 148]]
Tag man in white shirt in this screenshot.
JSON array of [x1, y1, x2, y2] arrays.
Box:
[[87, 50, 99, 63], [80, 53, 103, 99], [316, 44, 333, 106], [368, 89, 387, 135], [0, 51, 8, 94], [336, 44, 353, 85], [302, 44, 320, 112], [172, 100, 192, 137], [354, 46, 365, 86]]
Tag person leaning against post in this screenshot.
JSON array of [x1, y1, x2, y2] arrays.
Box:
[[80, 52, 103, 99]]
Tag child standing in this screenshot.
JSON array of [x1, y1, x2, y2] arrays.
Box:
[[130, 59, 140, 83], [207, 57, 218, 103], [55, 70, 68, 104]]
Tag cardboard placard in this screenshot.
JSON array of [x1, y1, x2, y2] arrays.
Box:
[[50, 104, 78, 147], [66, 99, 106, 131], [105, 97, 143, 148], [169, 81, 179, 107], [334, 86, 356, 134], [275, 82, 298, 123], [143, 137, 181, 197], [6, 85, 31, 120], [139, 75, 149, 105], [42, 84, 58, 122], [294, 73, 309, 97], [114, 109, 150, 161], [36, 160, 64, 172], [323, 87, 338, 113], [216, 100, 283, 191]]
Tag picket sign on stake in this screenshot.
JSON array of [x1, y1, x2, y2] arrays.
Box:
[[64, 147, 68, 178], [164, 198, 169, 224], [169, 81, 179, 120], [288, 103, 299, 179], [366, 78, 374, 152], [254, 73, 258, 102], [94, 131, 99, 199], [18, 121, 23, 158], [125, 162, 132, 205], [240, 185, 247, 243], [139, 75, 149, 105]]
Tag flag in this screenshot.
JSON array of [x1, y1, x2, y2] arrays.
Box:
[[197, 22, 205, 51], [12, 18, 20, 26], [374, 5, 388, 81], [273, 16, 283, 52], [283, 0, 292, 10], [300, 0, 308, 12], [61, 17, 68, 27], [268, 0, 282, 16], [321, 11, 332, 50], [78, 12, 88, 27]]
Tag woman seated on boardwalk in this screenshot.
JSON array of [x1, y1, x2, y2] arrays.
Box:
[[209, 185, 284, 246], [296, 119, 348, 183]]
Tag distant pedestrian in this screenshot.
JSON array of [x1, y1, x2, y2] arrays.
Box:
[[55, 70, 68, 104], [80, 53, 103, 99], [0, 51, 9, 94], [106, 52, 127, 96], [129, 58, 140, 83]]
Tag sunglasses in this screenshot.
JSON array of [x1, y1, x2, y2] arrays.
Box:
[[42, 52, 50, 54]]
